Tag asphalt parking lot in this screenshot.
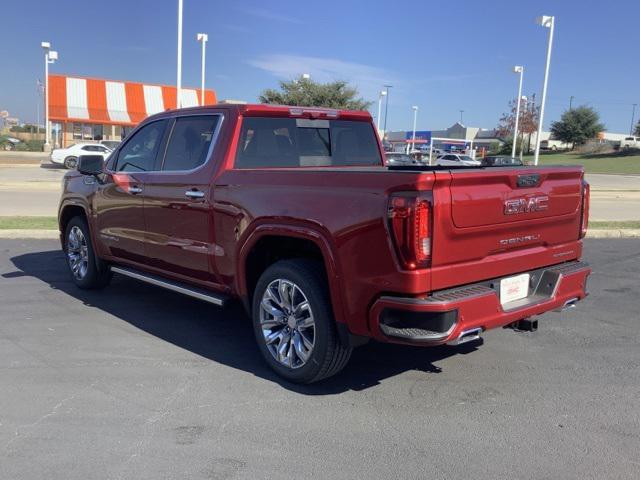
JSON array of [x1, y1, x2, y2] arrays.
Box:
[[1, 239, 639, 479]]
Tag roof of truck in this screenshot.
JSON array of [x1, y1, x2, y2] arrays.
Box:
[[160, 103, 373, 121]]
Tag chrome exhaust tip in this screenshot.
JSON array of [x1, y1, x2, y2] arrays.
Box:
[[554, 297, 579, 313], [447, 327, 482, 346]]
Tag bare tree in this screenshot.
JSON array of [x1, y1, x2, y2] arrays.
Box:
[[497, 94, 540, 154]]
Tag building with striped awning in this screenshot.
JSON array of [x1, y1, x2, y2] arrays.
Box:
[[48, 74, 216, 148]]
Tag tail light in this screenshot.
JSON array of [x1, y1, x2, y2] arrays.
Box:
[[388, 193, 432, 269], [580, 181, 590, 238]]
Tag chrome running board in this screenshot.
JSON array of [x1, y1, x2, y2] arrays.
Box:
[[111, 266, 227, 307]]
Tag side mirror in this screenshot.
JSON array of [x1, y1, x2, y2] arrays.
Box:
[[77, 155, 104, 176]]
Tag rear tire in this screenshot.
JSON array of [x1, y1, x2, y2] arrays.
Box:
[[64, 216, 111, 289], [252, 259, 352, 384], [64, 156, 77, 169]]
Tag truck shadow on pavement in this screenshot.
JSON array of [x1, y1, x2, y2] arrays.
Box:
[[7, 249, 482, 395]]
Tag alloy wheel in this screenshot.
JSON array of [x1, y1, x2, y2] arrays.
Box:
[[259, 278, 315, 369], [67, 226, 89, 280]]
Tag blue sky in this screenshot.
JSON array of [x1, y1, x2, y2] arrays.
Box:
[[1, 0, 638, 133]]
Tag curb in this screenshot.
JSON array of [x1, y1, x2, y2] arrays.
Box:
[[586, 229, 640, 238], [0, 229, 639, 240]]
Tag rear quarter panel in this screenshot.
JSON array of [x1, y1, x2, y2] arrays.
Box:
[[212, 168, 435, 336]]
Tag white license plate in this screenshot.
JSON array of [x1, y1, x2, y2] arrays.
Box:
[[500, 273, 530, 305]]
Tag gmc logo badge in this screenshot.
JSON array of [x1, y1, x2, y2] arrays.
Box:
[[504, 195, 549, 215]]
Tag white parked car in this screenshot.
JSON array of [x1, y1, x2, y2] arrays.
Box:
[[50, 143, 112, 169], [435, 153, 482, 166], [619, 136, 640, 150]]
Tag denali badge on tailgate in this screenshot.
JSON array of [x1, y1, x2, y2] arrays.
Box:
[[504, 195, 549, 215]]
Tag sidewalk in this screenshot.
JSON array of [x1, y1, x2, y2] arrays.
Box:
[[0, 151, 49, 165]]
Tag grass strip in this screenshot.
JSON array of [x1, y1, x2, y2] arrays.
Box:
[[0, 216, 58, 230]]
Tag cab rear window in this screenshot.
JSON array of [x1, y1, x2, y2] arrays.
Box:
[[235, 117, 382, 168]]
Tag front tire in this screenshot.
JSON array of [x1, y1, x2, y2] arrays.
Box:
[[64, 156, 77, 169], [64, 216, 111, 289], [252, 259, 352, 384]]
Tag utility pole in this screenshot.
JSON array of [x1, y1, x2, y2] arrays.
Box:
[[176, 0, 183, 108], [533, 15, 555, 166], [376, 90, 387, 131], [512, 66, 524, 159], [382, 85, 392, 137], [196, 33, 208, 105], [631, 104, 637, 135]]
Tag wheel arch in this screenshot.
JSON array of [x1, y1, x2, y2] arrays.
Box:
[[238, 224, 347, 327], [58, 201, 93, 249]]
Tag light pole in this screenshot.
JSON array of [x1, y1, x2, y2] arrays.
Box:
[[459, 110, 464, 124], [512, 66, 524, 158], [630, 104, 637, 135], [534, 15, 555, 166], [196, 33, 208, 105], [41, 42, 57, 151], [519, 95, 528, 162], [176, 0, 183, 108], [382, 85, 392, 137], [407, 106, 418, 154], [376, 90, 387, 132]]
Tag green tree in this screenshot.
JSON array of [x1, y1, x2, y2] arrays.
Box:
[[259, 76, 372, 110], [550, 106, 604, 149]]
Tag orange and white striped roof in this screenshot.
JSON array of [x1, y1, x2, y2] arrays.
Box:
[[48, 74, 217, 126]]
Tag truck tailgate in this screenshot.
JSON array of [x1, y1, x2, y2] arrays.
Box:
[[430, 166, 585, 290]]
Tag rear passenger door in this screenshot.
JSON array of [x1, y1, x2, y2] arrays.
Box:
[[142, 113, 224, 284]]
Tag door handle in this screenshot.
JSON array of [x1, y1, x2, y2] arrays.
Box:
[[185, 190, 205, 199], [128, 186, 143, 194]]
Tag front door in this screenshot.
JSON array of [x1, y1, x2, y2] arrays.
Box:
[[94, 119, 169, 264], [142, 113, 224, 284]]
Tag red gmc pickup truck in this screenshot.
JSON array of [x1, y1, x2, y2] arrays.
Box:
[[58, 104, 591, 383]]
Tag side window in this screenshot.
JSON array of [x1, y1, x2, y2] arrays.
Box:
[[162, 115, 221, 171], [115, 120, 167, 172], [236, 117, 298, 168], [81, 145, 93, 151]]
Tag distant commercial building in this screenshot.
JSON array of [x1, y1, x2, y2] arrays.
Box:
[[386, 122, 505, 153], [48, 74, 216, 148]]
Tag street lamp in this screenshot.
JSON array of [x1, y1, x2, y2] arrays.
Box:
[[533, 15, 555, 166], [196, 33, 208, 105], [407, 106, 418, 154], [512, 65, 524, 158], [382, 85, 392, 136], [176, 0, 183, 108], [41, 41, 58, 151], [376, 90, 387, 131]]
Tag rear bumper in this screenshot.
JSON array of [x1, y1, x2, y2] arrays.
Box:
[[368, 261, 591, 345]]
